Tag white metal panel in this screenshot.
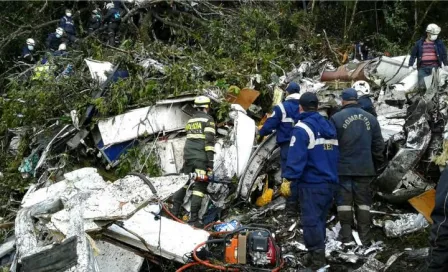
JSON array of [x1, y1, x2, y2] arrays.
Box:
[[85, 59, 114, 84], [105, 205, 210, 264], [95, 241, 143, 272], [98, 104, 191, 146]]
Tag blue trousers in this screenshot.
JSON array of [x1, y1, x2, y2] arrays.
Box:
[[427, 168, 448, 271], [298, 186, 335, 251], [418, 66, 437, 90], [280, 143, 299, 204]]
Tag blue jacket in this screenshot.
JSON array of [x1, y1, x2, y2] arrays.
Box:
[[330, 104, 384, 176], [259, 93, 301, 144], [59, 16, 76, 36], [45, 33, 62, 51], [104, 8, 121, 23], [409, 38, 447, 68], [21, 46, 34, 63], [283, 112, 339, 188], [358, 95, 377, 117]]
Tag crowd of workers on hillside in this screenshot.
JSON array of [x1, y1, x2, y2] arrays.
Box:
[[20, 2, 122, 65], [171, 23, 448, 271]]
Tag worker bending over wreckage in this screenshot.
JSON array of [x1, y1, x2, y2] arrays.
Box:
[[171, 96, 215, 228], [258, 82, 301, 215], [331, 88, 385, 245], [409, 23, 448, 91], [426, 167, 448, 271], [352, 80, 377, 117], [283, 92, 339, 271]]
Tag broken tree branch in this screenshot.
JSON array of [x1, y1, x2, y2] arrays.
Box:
[[411, 0, 438, 43], [345, 0, 359, 41], [323, 29, 342, 66]]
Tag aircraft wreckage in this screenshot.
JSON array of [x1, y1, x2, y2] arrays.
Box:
[[2, 55, 448, 271]]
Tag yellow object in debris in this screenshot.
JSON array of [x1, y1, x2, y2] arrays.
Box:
[[280, 179, 291, 197], [271, 86, 284, 107], [256, 177, 273, 207], [182, 214, 189, 222], [408, 189, 436, 224]]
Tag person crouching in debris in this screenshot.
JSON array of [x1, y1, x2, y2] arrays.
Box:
[[283, 92, 339, 270], [352, 80, 377, 117], [171, 96, 215, 228], [258, 82, 302, 215], [88, 9, 102, 34], [426, 167, 448, 271], [21, 38, 36, 64], [409, 23, 447, 91], [330, 88, 385, 245], [59, 9, 77, 44], [46, 27, 64, 52], [104, 3, 121, 46]]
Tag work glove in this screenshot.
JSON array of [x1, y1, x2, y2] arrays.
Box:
[[206, 168, 213, 177], [280, 178, 291, 197]]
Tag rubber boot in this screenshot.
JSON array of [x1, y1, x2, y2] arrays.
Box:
[[286, 201, 299, 218], [357, 209, 371, 245], [338, 208, 354, 243], [312, 249, 327, 270], [302, 249, 326, 271], [188, 194, 203, 228], [171, 188, 186, 218]]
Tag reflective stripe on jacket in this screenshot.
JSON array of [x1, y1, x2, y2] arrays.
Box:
[[259, 93, 301, 144], [184, 111, 216, 168], [283, 111, 339, 188]]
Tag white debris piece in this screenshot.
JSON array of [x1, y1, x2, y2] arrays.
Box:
[[95, 241, 144, 272], [98, 104, 191, 146], [139, 58, 165, 74], [16, 168, 192, 270], [156, 137, 186, 175], [85, 59, 114, 83], [0, 238, 15, 259], [214, 104, 255, 180], [366, 56, 412, 85], [384, 213, 429, 237], [353, 257, 385, 272], [104, 205, 210, 263], [238, 133, 277, 200]]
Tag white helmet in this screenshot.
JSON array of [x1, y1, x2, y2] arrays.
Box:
[[58, 43, 67, 51], [56, 27, 64, 36], [26, 38, 35, 46], [352, 80, 371, 96], [106, 3, 114, 9], [426, 24, 441, 35]]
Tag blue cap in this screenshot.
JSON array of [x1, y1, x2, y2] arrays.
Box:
[[299, 92, 318, 109], [285, 82, 300, 94], [341, 88, 358, 101]]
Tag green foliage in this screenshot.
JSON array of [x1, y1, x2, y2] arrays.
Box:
[[116, 146, 162, 178]]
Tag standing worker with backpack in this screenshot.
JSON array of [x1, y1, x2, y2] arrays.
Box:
[[171, 96, 216, 228], [104, 3, 121, 46]]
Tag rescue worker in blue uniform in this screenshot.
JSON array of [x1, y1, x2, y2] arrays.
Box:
[[59, 9, 77, 43], [352, 80, 376, 117], [53, 43, 68, 57], [330, 88, 384, 245], [21, 38, 36, 64], [104, 3, 121, 46], [283, 92, 339, 270], [426, 167, 448, 271], [171, 96, 215, 228], [88, 9, 102, 34], [45, 28, 64, 52], [259, 82, 301, 214]]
